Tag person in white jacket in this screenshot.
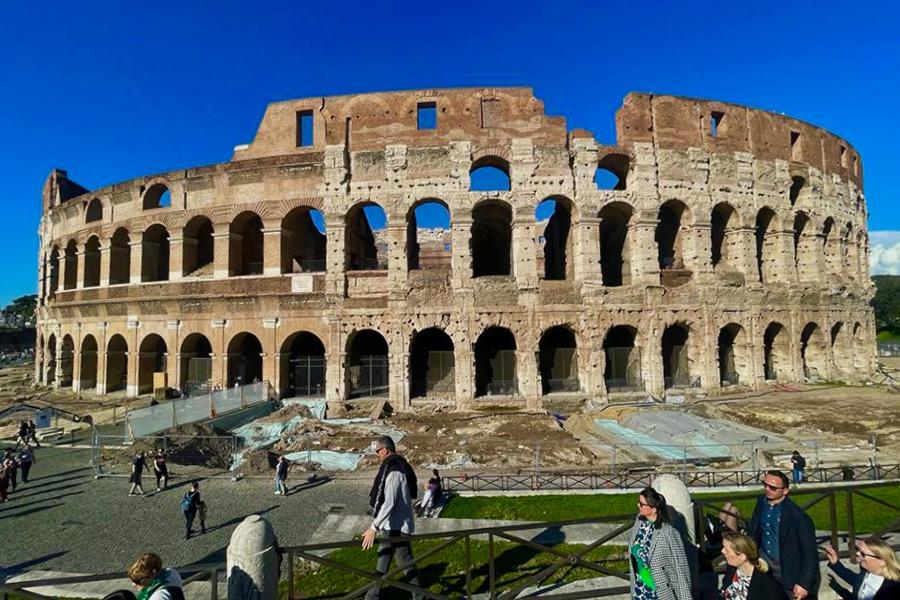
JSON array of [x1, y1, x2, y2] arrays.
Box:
[[361, 436, 422, 600]]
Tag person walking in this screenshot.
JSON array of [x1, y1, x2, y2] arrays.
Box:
[[824, 537, 900, 599], [181, 480, 202, 539], [0, 458, 10, 502], [15, 420, 30, 448], [18, 446, 33, 483], [153, 449, 168, 491], [790, 451, 807, 484], [274, 455, 289, 496], [5, 449, 19, 492], [129, 451, 147, 496], [628, 486, 692, 600], [126, 553, 184, 600], [361, 435, 422, 600], [748, 470, 819, 600], [27, 420, 41, 448], [720, 531, 788, 599]]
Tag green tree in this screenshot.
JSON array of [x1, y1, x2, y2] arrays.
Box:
[[872, 275, 900, 332]]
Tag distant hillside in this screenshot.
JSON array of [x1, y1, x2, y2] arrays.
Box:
[[873, 275, 900, 339]]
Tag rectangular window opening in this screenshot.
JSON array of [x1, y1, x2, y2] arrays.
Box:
[[417, 102, 437, 130], [710, 111, 724, 137], [790, 131, 801, 161], [840, 145, 848, 168], [297, 110, 314, 147]]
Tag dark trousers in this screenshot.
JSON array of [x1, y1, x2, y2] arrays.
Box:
[[365, 530, 422, 600], [155, 470, 168, 489], [21, 463, 31, 483], [184, 510, 196, 538]]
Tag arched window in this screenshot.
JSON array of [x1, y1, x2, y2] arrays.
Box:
[[710, 203, 739, 271], [800, 323, 827, 380], [109, 228, 131, 285], [763, 322, 789, 381], [106, 334, 128, 393], [48, 246, 60, 295], [472, 200, 512, 277], [63, 240, 78, 290], [409, 328, 455, 399], [80, 334, 98, 390], [60, 335, 75, 387], [594, 153, 629, 191], [45, 334, 57, 385], [661, 324, 691, 389], [754, 207, 778, 283], [789, 176, 806, 206], [793, 212, 816, 283], [83, 236, 101, 288], [407, 200, 450, 270], [282, 207, 326, 273], [138, 334, 168, 395], [345, 329, 389, 398], [536, 198, 572, 280], [141, 224, 170, 282], [656, 200, 692, 286], [85, 198, 103, 223], [538, 326, 579, 394], [345, 203, 387, 271], [599, 202, 633, 286], [474, 327, 517, 397], [280, 332, 326, 398], [822, 217, 840, 277], [143, 183, 172, 210], [229, 212, 264, 276], [180, 333, 213, 396], [717, 324, 748, 386], [183, 216, 215, 277], [227, 332, 263, 386], [603, 325, 641, 391], [470, 156, 511, 191]]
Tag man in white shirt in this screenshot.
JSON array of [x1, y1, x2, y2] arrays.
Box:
[[361, 436, 422, 600]]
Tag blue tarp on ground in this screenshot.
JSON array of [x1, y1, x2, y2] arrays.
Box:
[[281, 398, 327, 420], [283, 449, 364, 470]]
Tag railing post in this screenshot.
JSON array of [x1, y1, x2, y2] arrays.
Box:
[[286, 550, 294, 600], [210, 568, 218, 600], [464, 536, 473, 599], [488, 533, 496, 600], [828, 492, 839, 551], [846, 491, 856, 564], [227, 515, 279, 600]]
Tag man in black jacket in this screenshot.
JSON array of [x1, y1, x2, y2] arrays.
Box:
[[748, 470, 820, 599]]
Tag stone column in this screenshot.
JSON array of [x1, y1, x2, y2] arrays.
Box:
[[747, 317, 765, 390], [386, 222, 407, 303], [643, 321, 664, 398], [517, 348, 540, 409], [129, 240, 143, 285], [262, 318, 279, 388], [450, 212, 473, 300], [58, 251, 70, 291], [168, 233, 184, 281], [631, 210, 660, 286], [736, 226, 759, 285], [53, 335, 64, 388], [99, 243, 111, 287], [75, 251, 86, 289], [391, 348, 409, 410], [262, 222, 281, 277], [325, 316, 343, 408], [325, 212, 346, 297], [71, 328, 83, 391], [512, 204, 538, 291], [689, 220, 714, 283], [454, 344, 474, 410], [213, 228, 231, 279], [577, 215, 601, 283]]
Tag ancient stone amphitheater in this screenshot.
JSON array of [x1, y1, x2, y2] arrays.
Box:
[[34, 87, 875, 408]]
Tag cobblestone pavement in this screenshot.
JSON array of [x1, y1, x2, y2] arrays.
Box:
[[0, 444, 372, 576]]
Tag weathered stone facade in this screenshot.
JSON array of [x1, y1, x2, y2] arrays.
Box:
[[34, 88, 876, 407]]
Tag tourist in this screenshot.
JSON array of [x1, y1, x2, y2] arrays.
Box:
[[0, 456, 10, 502], [824, 537, 900, 599], [628, 486, 692, 600], [790, 451, 807, 484], [4, 448, 19, 492], [720, 531, 788, 599], [15, 420, 30, 448], [274, 455, 289, 496], [180, 480, 202, 539], [27, 420, 41, 447], [361, 435, 422, 600], [747, 470, 819, 599], [126, 553, 184, 600], [18, 446, 33, 483], [153, 449, 168, 491], [129, 451, 147, 496]]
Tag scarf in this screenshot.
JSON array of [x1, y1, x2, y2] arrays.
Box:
[[136, 570, 171, 600], [369, 453, 417, 513]]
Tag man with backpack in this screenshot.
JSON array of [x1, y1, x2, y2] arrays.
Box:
[[180, 481, 202, 539], [274, 455, 289, 496]]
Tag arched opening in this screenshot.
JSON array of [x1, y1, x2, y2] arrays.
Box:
[[603, 325, 641, 391], [830, 322, 852, 377], [843, 223, 857, 281], [85, 198, 103, 223], [60, 335, 75, 387], [37, 334, 44, 383], [755, 207, 778, 283], [106, 334, 128, 393], [180, 333, 213, 396], [539, 326, 579, 394], [345, 203, 387, 271], [800, 323, 828, 380], [599, 202, 632, 286], [474, 327, 517, 397], [63, 240, 78, 290], [109, 228, 131, 285], [822, 218, 840, 278], [409, 328, 455, 399], [138, 334, 167, 395], [656, 200, 692, 286], [763, 322, 790, 381], [281, 207, 326, 273], [536, 198, 572, 280], [48, 246, 60, 295], [472, 200, 512, 277], [182, 216, 215, 277], [345, 329, 389, 398], [852, 322, 867, 374], [45, 334, 57, 385], [227, 332, 263, 387], [407, 200, 451, 270], [143, 183, 171, 210], [595, 153, 629, 191], [717, 324, 748, 386], [793, 212, 817, 283], [789, 176, 806, 206], [661, 324, 691, 389], [229, 211, 264, 276], [280, 332, 326, 398], [711, 202, 740, 271], [856, 232, 867, 282], [470, 156, 511, 192], [83, 236, 101, 288], [141, 224, 170, 282], [79, 335, 98, 390]]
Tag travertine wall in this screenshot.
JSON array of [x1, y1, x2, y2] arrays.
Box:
[[34, 88, 876, 407]]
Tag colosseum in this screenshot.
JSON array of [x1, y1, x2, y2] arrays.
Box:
[[34, 87, 876, 410]]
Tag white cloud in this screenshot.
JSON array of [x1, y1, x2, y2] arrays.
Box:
[[869, 230, 900, 275]]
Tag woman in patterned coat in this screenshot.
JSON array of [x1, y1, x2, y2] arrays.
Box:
[[628, 486, 692, 600]]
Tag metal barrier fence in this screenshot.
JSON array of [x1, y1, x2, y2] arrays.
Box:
[[92, 432, 239, 480], [125, 381, 270, 439]]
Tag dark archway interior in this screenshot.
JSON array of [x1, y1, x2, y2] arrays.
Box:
[[180, 334, 213, 395], [474, 327, 517, 396], [183, 217, 215, 277], [80, 335, 98, 390], [84, 237, 101, 288], [718, 325, 739, 385], [59, 336, 75, 387], [599, 204, 631, 286], [64, 241, 78, 290], [86, 198, 103, 222], [141, 225, 170, 282], [409, 328, 455, 399], [472, 202, 512, 277], [603, 326, 639, 390], [346, 329, 389, 398], [284, 332, 326, 397], [755, 208, 776, 283], [282, 208, 326, 273], [228, 333, 263, 386], [138, 334, 167, 395], [539, 326, 578, 394], [143, 184, 171, 210], [346, 204, 386, 270], [763, 323, 787, 381], [230, 213, 264, 276], [109, 229, 131, 285], [106, 335, 127, 392], [710, 204, 736, 268], [46, 335, 57, 385], [539, 200, 571, 280], [662, 325, 689, 388], [656, 202, 686, 271]]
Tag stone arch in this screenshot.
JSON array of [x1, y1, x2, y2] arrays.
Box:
[[280, 331, 326, 398], [656, 200, 693, 286], [470, 155, 511, 192], [138, 333, 167, 395], [843, 222, 857, 281], [595, 153, 629, 191], [183, 215, 215, 277], [793, 212, 817, 283], [856, 231, 867, 281], [227, 332, 263, 387], [763, 322, 790, 381], [852, 322, 867, 374], [85, 198, 103, 223], [800, 322, 828, 380], [603, 325, 642, 391], [536, 196, 574, 280], [60, 334, 75, 387], [230, 211, 264, 276], [407, 198, 451, 270], [106, 334, 128, 393], [662, 323, 692, 388], [711, 202, 741, 272], [46, 333, 57, 385], [83, 235, 101, 288], [282, 206, 326, 273], [830, 322, 853, 378], [48, 246, 60, 295], [474, 326, 518, 397], [143, 182, 171, 210], [754, 207, 779, 283], [141, 224, 170, 282], [63, 239, 78, 290], [717, 323, 750, 386], [345, 202, 387, 271], [180, 333, 213, 395], [109, 228, 131, 285], [79, 334, 98, 390], [538, 325, 579, 394], [822, 217, 841, 278], [599, 202, 633, 287], [789, 176, 808, 207], [409, 327, 455, 400], [472, 199, 513, 277], [345, 329, 389, 398]]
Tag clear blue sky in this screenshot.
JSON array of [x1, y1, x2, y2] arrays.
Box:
[[2, 0, 898, 306]]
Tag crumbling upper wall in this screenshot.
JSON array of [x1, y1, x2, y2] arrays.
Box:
[[615, 93, 863, 188]]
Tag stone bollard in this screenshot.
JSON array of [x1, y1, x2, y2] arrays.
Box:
[[652, 474, 699, 597], [227, 515, 279, 600]]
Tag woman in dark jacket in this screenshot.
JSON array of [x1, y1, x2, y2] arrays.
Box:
[[824, 537, 900, 600], [720, 532, 788, 600]]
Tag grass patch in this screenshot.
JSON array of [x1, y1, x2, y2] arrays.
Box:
[[285, 539, 627, 599], [443, 485, 900, 534], [877, 330, 900, 342]]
